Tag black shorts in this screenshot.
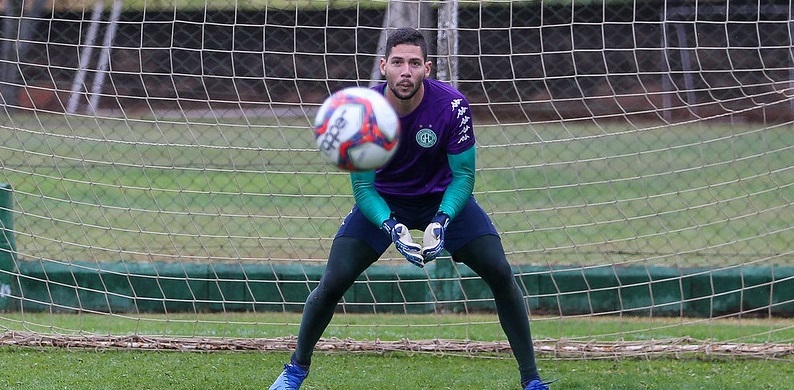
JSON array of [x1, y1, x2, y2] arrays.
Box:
[[335, 194, 499, 256]]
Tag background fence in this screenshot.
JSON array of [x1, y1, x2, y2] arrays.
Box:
[[0, 0, 792, 357]]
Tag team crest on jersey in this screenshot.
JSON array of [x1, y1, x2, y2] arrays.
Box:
[[416, 128, 437, 148]]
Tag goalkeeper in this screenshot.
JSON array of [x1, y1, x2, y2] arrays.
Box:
[[270, 27, 551, 390]]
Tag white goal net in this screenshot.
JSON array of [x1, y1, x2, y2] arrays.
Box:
[[0, 0, 792, 358]]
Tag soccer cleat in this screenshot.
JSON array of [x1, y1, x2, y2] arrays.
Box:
[[269, 363, 308, 390], [524, 379, 553, 390]]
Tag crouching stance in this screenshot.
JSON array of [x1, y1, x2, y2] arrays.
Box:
[[270, 27, 550, 390]]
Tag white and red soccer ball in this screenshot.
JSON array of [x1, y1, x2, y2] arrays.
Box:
[[313, 87, 400, 171]]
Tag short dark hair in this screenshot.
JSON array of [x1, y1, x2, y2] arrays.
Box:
[[384, 27, 428, 60]]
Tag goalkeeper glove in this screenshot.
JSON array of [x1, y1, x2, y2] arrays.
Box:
[[382, 218, 424, 267], [422, 213, 450, 261]]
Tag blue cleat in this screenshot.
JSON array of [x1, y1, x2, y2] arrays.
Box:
[[269, 363, 308, 390], [524, 379, 553, 390]]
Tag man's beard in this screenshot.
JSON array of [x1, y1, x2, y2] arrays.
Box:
[[389, 80, 421, 101]]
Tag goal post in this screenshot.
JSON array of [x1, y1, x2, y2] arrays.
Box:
[[0, 0, 792, 359], [0, 183, 16, 312]]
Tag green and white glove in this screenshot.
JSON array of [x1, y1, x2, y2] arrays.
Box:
[[382, 218, 424, 267], [421, 213, 450, 261]]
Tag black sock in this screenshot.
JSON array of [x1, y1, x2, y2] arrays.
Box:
[[290, 354, 310, 372], [521, 374, 541, 387]]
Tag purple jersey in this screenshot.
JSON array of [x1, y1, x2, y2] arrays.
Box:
[[372, 79, 475, 197]]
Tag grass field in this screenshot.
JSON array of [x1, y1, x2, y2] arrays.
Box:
[[2, 349, 793, 389], [1, 313, 793, 389], [2, 114, 791, 266], [2, 111, 792, 388], [2, 2, 792, 388], [4, 312, 794, 343]]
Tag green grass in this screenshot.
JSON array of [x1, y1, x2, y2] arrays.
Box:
[[2, 114, 791, 266], [1, 312, 793, 389], [1, 348, 792, 389], [4, 312, 794, 344]]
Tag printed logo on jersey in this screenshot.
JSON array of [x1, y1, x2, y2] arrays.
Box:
[[416, 128, 437, 148], [451, 98, 472, 144]]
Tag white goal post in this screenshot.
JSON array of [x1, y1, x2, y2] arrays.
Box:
[[0, 0, 792, 358]]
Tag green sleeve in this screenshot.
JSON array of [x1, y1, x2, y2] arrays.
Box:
[[350, 170, 392, 227], [438, 146, 476, 220]]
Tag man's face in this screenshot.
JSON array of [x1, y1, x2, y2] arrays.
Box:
[[381, 43, 431, 101]]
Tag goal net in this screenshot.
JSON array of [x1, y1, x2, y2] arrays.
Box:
[[1, 0, 792, 359]]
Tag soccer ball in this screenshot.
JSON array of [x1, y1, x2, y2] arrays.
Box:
[[313, 87, 400, 171]]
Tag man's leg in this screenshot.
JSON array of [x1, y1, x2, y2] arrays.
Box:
[[453, 234, 541, 385], [292, 236, 380, 367]]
